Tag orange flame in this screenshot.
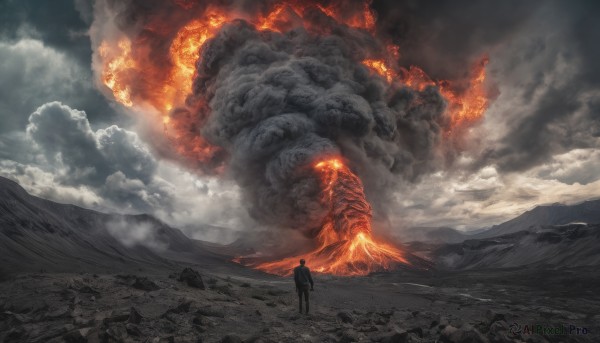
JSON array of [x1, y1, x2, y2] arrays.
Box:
[[98, 38, 136, 107], [252, 158, 408, 276], [362, 55, 490, 132]]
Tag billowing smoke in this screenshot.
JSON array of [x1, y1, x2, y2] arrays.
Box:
[[90, 0, 489, 245], [191, 18, 447, 233]]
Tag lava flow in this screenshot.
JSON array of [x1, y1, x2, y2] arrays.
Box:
[[253, 158, 408, 276]]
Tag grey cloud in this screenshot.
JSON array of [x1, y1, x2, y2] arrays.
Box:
[[24, 101, 167, 213], [0, 38, 116, 133]]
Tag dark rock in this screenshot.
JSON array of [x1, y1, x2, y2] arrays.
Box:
[[45, 306, 71, 319], [380, 310, 395, 318], [485, 310, 506, 324], [178, 268, 206, 289], [252, 294, 267, 301], [132, 277, 160, 291], [221, 334, 243, 343], [440, 324, 488, 343], [128, 307, 143, 324], [240, 282, 251, 288], [357, 325, 378, 332], [162, 300, 192, 317], [104, 323, 127, 341], [64, 328, 91, 343], [266, 302, 277, 307], [78, 286, 99, 295], [125, 323, 142, 336], [379, 330, 408, 343], [158, 318, 177, 333], [407, 327, 423, 338], [337, 311, 354, 323], [339, 329, 360, 342], [196, 306, 225, 318], [103, 309, 130, 324]]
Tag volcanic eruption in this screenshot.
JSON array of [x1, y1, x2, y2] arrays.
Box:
[[92, 0, 491, 276]]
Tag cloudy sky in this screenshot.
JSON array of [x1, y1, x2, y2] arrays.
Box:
[[0, 0, 598, 243]]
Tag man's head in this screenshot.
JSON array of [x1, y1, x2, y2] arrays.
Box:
[[300, 259, 305, 266]]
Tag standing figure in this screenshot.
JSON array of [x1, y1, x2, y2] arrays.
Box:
[[293, 259, 314, 314]]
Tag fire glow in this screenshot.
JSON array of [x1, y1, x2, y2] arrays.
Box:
[[253, 158, 408, 276], [96, 0, 492, 276]]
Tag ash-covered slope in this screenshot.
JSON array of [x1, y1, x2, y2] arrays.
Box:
[[433, 223, 600, 270], [0, 177, 223, 275], [473, 200, 600, 239]]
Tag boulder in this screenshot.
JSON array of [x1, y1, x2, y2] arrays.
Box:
[[132, 277, 160, 291], [337, 311, 354, 324], [128, 307, 143, 324], [178, 268, 206, 289]]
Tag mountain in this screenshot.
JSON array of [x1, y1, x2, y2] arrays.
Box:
[[432, 223, 600, 270], [397, 226, 469, 244], [0, 177, 226, 275], [472, 199, 600, 239]]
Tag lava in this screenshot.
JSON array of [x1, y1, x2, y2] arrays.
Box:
[[253, 158, 408, 276]]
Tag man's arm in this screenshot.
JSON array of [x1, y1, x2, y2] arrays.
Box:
[[293, 267, 300, 286], [307, 268, 314, 290]]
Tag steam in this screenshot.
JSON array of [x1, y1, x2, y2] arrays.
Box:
[[106, 218, 167, 251]]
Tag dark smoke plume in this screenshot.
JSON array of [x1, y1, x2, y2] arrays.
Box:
[[189, 17, 448, 232]]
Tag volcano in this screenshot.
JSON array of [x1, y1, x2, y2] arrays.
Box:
[[93, 0, 491, 277]]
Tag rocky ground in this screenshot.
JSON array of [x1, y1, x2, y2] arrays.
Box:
[[1, 265, 598, 343]]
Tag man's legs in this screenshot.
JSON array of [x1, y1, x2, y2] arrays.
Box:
[[298, 288, 303, 313], [303, 286, 310, 314]]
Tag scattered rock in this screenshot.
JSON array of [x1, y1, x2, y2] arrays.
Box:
[[45, 306, 70, 319], [485, 310, 506, 324], [337, 311, 354, 323], [407, 327, 423, 338], [252, 294, 268, 301], [132, 277, 160, 291], [221, 334, 243, 343], [440, 324, 488, 343], [126, 323, 142, 336], [178, 268, 206, 289], [103, 309, 130, 324], [339, 329, 360, 342], [196, 306, 225, 318], [63, 328, 91, 343], [103, 323, 128, 341], [162, 300, 193, 317], [78, 286, 99, 295], [128, 306, 143, 324]]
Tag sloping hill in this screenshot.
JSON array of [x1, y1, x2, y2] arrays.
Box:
[[433, 223, 600, 270], [473, 200, 600, 239], [0, 177, 224, 275]]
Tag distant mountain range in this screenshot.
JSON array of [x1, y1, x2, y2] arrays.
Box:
[[0, 177, 227, 276], [1, 176, 599, 275], [432, 223, 600, 270], [401, 199, 600, 243], [471, 199, 600, 239]]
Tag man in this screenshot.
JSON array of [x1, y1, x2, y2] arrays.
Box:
[[293, 259, 314, 314]]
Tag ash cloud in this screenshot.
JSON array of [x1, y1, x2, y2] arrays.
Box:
[[192, 18, 449, 232]]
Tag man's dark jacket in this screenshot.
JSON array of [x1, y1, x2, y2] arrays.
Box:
[[293, 265, 314, 289]]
